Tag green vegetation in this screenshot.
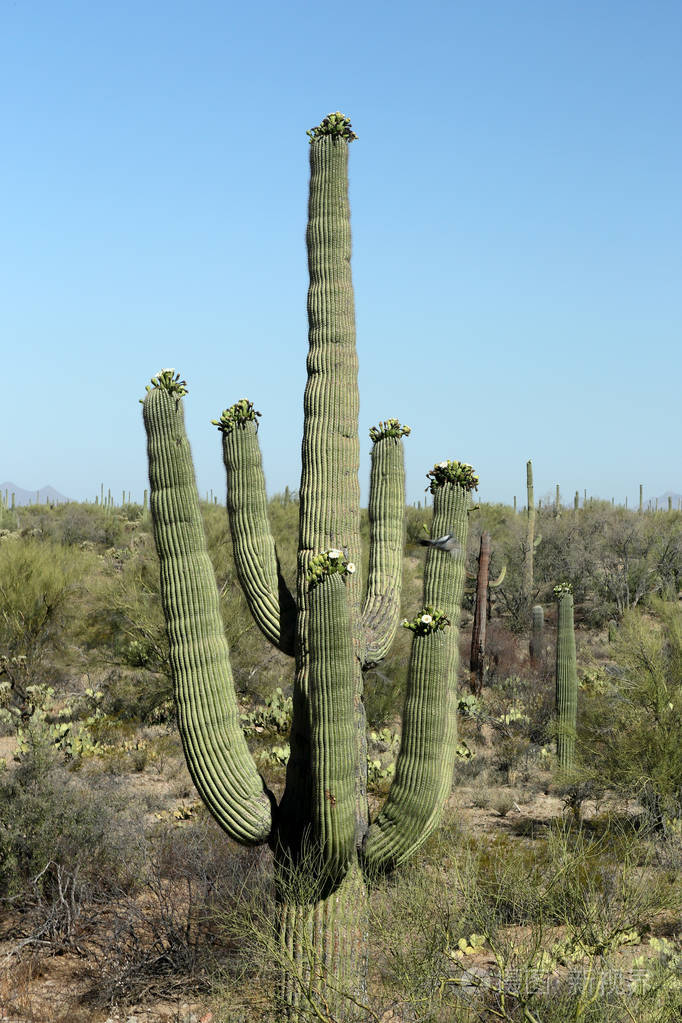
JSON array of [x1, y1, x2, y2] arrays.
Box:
[[0, 494, 680, 1020]]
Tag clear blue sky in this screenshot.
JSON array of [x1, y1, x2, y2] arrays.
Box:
[[2, 0, 680, 508]]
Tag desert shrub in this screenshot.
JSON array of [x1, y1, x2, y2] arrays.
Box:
[[579, 600, 682, 828], [0, 538, 84, 659], [18, 502, 128, 548], [0, 759, 138, 897], [89, 818, 271, 1008]]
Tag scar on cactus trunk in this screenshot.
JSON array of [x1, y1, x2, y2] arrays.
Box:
[[142, 115, 478, 1021]]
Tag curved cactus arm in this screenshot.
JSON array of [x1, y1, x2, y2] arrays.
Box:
[[360, 420, 410, 665], [362, 461, 476, 874], [143, 374, 273, 846], [215, 402, 296, 655]]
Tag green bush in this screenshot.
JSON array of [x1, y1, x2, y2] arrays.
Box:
[[579, 600, 682, 828], [0, 757, 141, 902]]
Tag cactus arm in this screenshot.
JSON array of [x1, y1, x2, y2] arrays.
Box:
[[216, 403, 296, 655], [360, 420, 410, 665], [362, 461, 476, 874], [490, 563, 507, 587], [143, 375, 273, 845]]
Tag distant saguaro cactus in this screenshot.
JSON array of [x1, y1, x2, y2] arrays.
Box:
[[142, 114, 477, 1019], [554, 583, 577, 770], [524, 460, 536, 595]]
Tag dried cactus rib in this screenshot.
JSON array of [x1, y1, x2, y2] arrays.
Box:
[[143, 386, 272, 845], [219, 411, 296, 655]]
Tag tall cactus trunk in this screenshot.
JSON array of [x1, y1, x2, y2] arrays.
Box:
[[275, 127, 367, 1017], [470, 531, 491, 694], [555, 584, 578, 770]]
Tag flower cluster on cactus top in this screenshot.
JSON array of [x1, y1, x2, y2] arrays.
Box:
[[306, 111, 358, 143], [401, 606, 451, 636], [425, 460, 478, 495], [306, 548, 356, 587], [553, 581, 574, 597], [369, 419, 411, 443], [143, 369, 188, 398], [212, 399, 262, 434]]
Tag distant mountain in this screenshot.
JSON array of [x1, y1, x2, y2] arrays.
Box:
[[658, 491, 682, 509], [0, 482, 71, 507]]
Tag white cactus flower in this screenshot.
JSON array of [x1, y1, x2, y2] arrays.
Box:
[[328, 549, 341, 559], [346, 562, 356, 573], [420, 613, 433, 625]]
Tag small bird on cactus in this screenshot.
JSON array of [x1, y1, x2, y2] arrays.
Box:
[[419, 534, 461, 557]]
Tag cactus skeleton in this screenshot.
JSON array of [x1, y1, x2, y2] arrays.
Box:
[[142, 116, 475, 1019]]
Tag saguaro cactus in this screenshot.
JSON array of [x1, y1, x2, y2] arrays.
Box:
[[554, 582, 578, 770], [142, 114, 476, 1020]]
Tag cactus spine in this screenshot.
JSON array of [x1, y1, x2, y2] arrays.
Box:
[[554, 583, 577, 770], [142, 117, 475, 1019]]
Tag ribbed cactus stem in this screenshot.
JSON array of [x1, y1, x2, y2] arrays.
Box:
[[217, 405, 296, 654], [277, 862, 366, 1021], [529, 604, 544, 669], [363, 463, 474, 873], [555, 584, 577, 770], [278, 129, 366, 870]]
